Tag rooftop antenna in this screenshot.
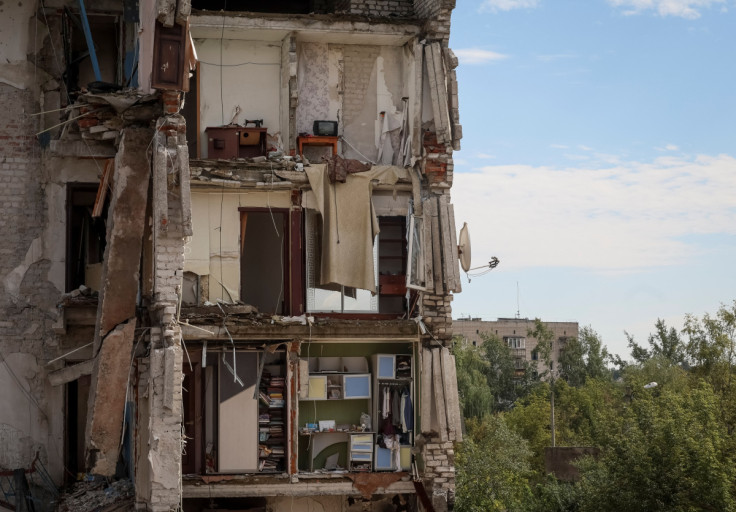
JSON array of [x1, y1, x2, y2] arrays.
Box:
[[516, 281, 521, 319]]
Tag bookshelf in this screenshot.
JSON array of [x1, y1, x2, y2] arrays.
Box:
[[258, 360, 286, 472]]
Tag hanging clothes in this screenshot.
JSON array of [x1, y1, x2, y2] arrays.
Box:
[[400, 388, 414, 433], [391, 387, 400, 423], [382, 386, 390, 419]]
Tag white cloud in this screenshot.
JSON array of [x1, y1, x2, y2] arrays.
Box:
[[537, 54, 576, 62], [608, 0, 725, 19], [550, 144, 569, 149], [654, 143, 680, 152], [476, 152, 497, 159], [452, 154, 736, 271], [480, 0, 540, 12], [453, 48, 509, 65]]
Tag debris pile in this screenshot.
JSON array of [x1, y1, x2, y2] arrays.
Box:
[[56, 478, 134, 512], [62, 92, 163, 144]]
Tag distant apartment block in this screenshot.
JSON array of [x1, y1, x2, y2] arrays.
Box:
[[454, 318, 579, 376]]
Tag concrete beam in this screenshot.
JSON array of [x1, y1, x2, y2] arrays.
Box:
[[182, 479, 416, 498], [48, 359, 94, 386], [85, 126, 152, 476], [190, 14, 420, 45], [178, 319, 420, 341], [94, 127, 153, 341], [85, 319, 136, 475]]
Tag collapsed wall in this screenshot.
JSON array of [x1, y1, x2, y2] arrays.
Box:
[[0, 0, 466, 510]]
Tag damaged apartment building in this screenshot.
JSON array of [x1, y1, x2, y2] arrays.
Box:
[[0, 0, 466, 510]]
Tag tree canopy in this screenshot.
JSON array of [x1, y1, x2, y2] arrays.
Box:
[[454, 303, 736, 512]]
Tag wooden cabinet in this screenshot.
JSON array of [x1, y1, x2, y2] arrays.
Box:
[[301, 373, 371, 400]]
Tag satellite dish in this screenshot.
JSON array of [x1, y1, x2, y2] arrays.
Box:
[[458, 222, 471, 272]]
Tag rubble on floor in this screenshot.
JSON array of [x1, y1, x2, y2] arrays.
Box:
[[55, 478, 134, 512]]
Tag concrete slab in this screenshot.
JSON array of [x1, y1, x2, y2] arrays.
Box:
[[85, 319, 137, 475]]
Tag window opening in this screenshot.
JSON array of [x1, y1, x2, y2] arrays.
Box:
[[240, 209, 288, 315], [67, 184, 107, 292]]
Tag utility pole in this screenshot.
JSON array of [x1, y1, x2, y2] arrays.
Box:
[[550, 372, 556, 447]]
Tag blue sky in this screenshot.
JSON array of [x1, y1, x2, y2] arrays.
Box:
[[448, 0, 736, 358]]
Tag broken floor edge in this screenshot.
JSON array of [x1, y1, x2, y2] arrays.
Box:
[[181, 478, 416, 498]]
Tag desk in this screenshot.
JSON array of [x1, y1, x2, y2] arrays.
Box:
[[297, 135, 338, 157], [300, 431, 374, 472]]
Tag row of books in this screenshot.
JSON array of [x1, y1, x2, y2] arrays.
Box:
[[258, 370, 286, 472]]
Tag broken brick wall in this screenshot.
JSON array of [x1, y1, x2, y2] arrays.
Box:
[[133, 112, 189, 511], [347, 0, 414, 17], [422, 437, 456, 512], [0, 77, 65, 484], [137, 340, 184, 512]]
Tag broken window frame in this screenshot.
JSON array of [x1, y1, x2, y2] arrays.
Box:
[[405, 213, 428, 292]]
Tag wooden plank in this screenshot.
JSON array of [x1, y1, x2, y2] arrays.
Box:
[[420, 346, 434, 435], [423, 45, 445, 146], [431, 348, 448, 441], [430, 43, 451, 144], [429, 197, 444, 295], [438, 195, 456, 293], [441, 348, 463, 442], [447, 202, 462, 293], [92, 159, 114, 218]]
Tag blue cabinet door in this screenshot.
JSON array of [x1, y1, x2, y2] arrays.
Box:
[[343, 374, 371, 399]]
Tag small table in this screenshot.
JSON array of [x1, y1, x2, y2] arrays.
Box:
[[297, 135, 339, 157]]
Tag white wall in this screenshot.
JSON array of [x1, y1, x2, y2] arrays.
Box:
[[196, 39, 282, 157], [184, 190, 292, 302]]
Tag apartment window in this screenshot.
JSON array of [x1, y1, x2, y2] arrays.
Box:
[[305, 209, 378, 313], [505, 337, 525, 349], [531, 350, 538, 361], [306, 212, 408, 315]]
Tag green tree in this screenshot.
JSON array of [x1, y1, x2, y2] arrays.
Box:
[[481, 332, 536, 410], [455, 415, 533, 512], [558, 327, 610, 387], [453, 337, 494, 419], [627, 318, 686, 365], [682, 301, 736, 433], [574, 375, 736, 512]]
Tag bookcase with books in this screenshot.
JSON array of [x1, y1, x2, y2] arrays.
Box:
[[258, 356, 286, 472]]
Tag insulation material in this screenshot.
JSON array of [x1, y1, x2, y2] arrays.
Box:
[[305, 164, 402, 293]]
